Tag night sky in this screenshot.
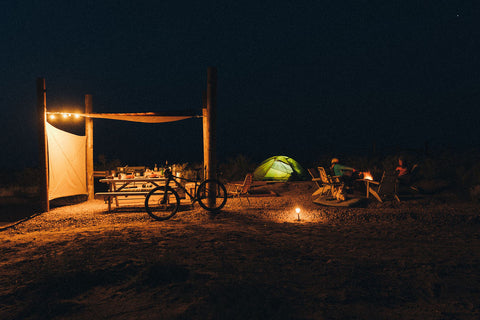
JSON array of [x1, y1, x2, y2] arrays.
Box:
[[1, 1, 479, 171]]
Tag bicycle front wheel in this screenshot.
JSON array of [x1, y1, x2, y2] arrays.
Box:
[[197, 179, 227, 212], [145, 186, 180, 221]]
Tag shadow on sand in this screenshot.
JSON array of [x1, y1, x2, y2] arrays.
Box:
[[0, 195, 88, 227], [0, 196, 42, 227]]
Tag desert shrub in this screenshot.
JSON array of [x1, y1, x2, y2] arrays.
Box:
[[469, 162, 480, 187], [94, 154, 122, 171], [451, 152, 480, 192], [469, 185, 480, 202], [219, 154, 256, 182], [313, 149, 477, 191], [349, 155, 377, 172], [391, 148, 480, 195], [176, 162, 203, 180], [421, 151, 461, 181]]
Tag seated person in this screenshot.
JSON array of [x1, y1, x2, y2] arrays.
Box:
[[395, 157, 421, 193], [331, 158, 355, 177], [395, 157, 411, 185], [330, 158, 359, 190]]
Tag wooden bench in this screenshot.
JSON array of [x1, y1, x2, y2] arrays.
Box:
[[95, 191, 151, 211]]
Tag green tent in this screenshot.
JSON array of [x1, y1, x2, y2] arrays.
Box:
[[253, 155, 308, 181]]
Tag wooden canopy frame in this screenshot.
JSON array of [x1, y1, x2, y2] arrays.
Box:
[[36, 67, 217, 212]]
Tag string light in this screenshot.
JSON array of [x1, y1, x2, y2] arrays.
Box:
[[47, 112, 83, 120]]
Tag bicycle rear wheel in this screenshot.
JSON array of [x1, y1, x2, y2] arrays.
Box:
[[145, 186, 180, 221], [197, 179, 227, 211]]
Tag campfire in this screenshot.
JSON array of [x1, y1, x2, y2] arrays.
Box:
[[363, 172, 373, 180]]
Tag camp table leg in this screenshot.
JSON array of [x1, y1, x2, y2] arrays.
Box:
[[112, 182, 120, 208]]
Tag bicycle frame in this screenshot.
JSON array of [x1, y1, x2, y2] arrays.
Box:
[[163, 174, 200, 204], [144, 168, 227, 220]]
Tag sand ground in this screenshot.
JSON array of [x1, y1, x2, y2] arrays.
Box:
[[0, 182, 479, 319]]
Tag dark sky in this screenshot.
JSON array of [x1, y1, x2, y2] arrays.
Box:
[[1, 1, 479, 170]]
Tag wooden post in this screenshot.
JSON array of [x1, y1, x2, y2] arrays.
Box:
[[36, 78, 49, 212], [205, 67, 217, 180], [202, 91, 207, 180], [205, 67, 217, 207], [85, 94, 94, 200]]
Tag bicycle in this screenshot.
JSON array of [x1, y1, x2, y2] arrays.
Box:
[[144, 167, 227, 221]]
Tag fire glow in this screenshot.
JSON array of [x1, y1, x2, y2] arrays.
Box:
[[363, 172, 373, 180]]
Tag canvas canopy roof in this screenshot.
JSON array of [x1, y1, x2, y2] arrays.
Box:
[[47, 111, 200, 123], [253, 155, 307, 181], [44, 110, 199, 200]]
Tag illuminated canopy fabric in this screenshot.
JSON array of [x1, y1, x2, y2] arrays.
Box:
[[44, 110, 200, 200], [48, 111, 200, 123], [46, 122, 87, 200]]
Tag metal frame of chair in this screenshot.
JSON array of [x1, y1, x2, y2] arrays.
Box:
[[229, 173, 253, 204]]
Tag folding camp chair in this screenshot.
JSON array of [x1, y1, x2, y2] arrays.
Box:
[[229, 173, 253, 204], [371, 171, 400, 202], [315, 167, 343, 198], [308, 168, 327, 197]]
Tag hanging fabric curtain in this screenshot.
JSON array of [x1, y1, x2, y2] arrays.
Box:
[[46, 122, 87, 200]]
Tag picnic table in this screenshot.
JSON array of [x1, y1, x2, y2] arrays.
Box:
[[96, 176, 167, 211]]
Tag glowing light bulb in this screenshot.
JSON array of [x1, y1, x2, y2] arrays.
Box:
[[295, 208, 301, 214], [62, 113, 68, 118], [49, 114, 56, 120], [74, 114, 80, 119]]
